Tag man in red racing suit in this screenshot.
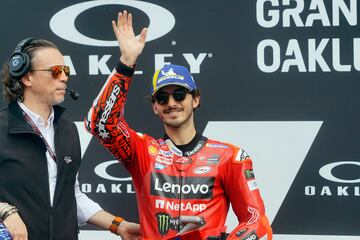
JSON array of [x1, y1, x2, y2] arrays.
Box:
[[85, 11, 272, 240]]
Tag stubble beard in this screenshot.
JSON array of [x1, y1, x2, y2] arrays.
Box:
[[163, 110, 193, 129], [51, 95, 65, 106]]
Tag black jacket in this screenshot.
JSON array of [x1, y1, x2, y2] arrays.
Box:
[[0, 102, 81, 240]]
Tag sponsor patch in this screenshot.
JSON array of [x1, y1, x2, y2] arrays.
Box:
[[175, 157, 192, 164], [247, 207, 259, 225], [158, 68, 185, 83], [159, 149, 174, 158], [207, 154, 220, 164], [184, 139, 206, 156], [156, 155, 173, 165], [155, 199, 207, 213], [236, 228, 249, 237], [206, 143, 229, 149], [244, 169, 255, 180], [193, 166, 212, 175], [235, 149, 250, 161], [165, 139, 183, 156], [247, 180, 258, 191], [155, 163, 167, 170], [241, 231, 259, 240], [148, 145, 159, 155], [156, 213, 179, 236]]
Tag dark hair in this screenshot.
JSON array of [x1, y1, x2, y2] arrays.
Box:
[[1, 39, 59, 102]]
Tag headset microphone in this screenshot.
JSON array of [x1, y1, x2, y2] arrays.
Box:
[[66, 87, 80, 101]]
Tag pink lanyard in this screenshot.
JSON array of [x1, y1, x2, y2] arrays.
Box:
[[22, 110, 57, 162]]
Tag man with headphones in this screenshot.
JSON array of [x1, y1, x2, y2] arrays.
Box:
[[0, 38, 140, 240]]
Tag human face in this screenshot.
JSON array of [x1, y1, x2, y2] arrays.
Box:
[[152, 85, 200, 129], [25, 48, 68, 106]]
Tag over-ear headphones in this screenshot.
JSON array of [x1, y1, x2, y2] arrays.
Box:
[[8, 37, 35, 79]]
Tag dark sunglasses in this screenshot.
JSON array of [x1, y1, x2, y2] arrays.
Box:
[[31, 65, 70, 79], [154, 88, 191, 105]]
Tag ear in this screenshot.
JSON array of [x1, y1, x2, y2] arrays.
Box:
[[152, 103, 159, 115], [21, 73, 32, 87], [192, 95, 200, 109]]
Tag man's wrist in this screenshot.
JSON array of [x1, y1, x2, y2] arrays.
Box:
[[120, 56, 136, 68], [0, 203, 18, 222], [109, 216, 124, 235], [116, 62, 136, 77]]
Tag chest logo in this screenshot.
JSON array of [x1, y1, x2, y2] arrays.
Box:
[[193, 166, 212, 175]]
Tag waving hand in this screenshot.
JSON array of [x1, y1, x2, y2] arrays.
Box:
[[112, 11, 148, 66]]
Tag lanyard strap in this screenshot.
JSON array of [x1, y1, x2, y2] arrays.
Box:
[[22, 110, 57, 162]]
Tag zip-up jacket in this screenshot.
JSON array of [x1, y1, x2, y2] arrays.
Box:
[[0, 102, 80, 240]]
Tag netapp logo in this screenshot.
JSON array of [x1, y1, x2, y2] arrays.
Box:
[[155, 199, 206, 213], [150, 172, 214, 199], [50, 0, 175, 46], [305, 161, 360, 197]]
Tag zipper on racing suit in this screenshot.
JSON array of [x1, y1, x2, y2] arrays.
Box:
[[178, 172, 184, 232]]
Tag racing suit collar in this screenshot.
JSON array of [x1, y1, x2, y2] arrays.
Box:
[[163, 132, 207, 156]]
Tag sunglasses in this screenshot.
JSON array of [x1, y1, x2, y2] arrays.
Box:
[[154, 88, 191, 105], [31, 65, 70, 79]]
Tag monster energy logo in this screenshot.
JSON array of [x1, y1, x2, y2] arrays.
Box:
[[244, 169, 255, 180], [156, 213, 179, 236]]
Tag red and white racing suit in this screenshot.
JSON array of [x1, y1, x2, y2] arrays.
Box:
[[85, 63, 273, 240]]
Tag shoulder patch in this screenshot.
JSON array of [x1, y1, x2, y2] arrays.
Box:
[[235, 149, 250, 162]]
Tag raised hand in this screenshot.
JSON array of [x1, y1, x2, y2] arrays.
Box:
[[112, 11, 148, 66]]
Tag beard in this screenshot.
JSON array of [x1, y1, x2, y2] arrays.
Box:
[[161, 107, 193, 129], [51, 95, 65, 105]]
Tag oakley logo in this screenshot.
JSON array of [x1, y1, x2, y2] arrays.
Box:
[[50, 0, 175, 46], [94, 160, 132, 181], [319, 161, 360, 183]]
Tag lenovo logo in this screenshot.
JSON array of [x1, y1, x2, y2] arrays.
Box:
[[150, 172, 214, 199]]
